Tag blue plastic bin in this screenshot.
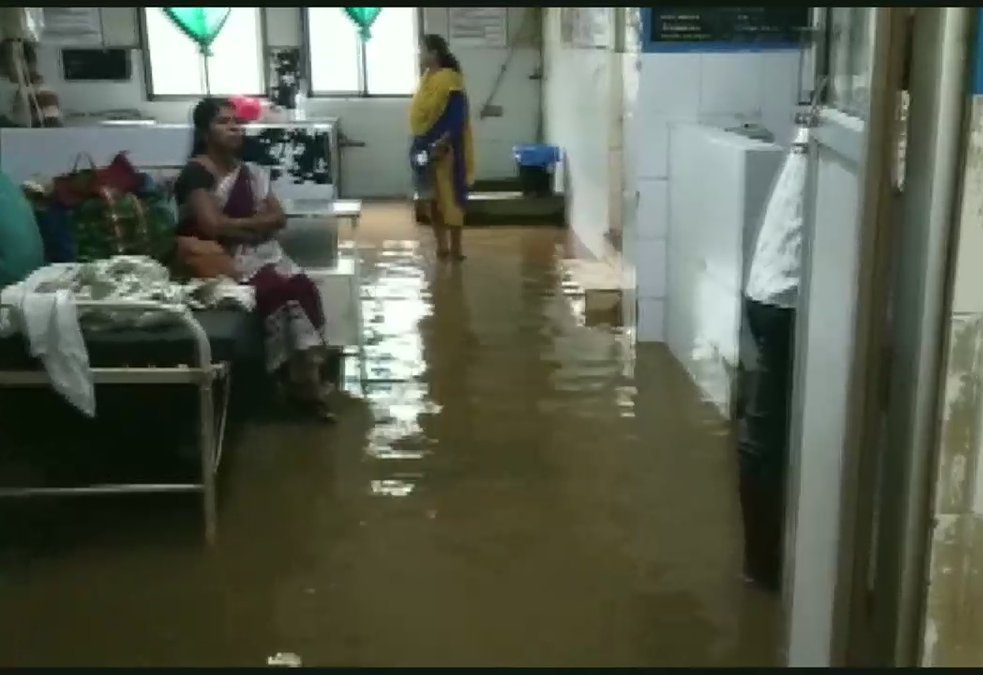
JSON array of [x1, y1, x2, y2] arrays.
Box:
[[513, 144, 561, 168], [513, 144, 560, 196]]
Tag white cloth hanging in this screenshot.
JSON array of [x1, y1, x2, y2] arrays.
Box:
[[745, 126, 810, 309], [0, 264, 94, 416]]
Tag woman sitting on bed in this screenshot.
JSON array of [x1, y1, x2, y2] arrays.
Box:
[[173, 97, 334, 422]]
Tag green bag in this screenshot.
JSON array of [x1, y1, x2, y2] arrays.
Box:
[[138, 192, 178, 262], [73, 188, 176, 263]]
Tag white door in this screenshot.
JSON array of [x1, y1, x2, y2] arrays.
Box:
[[333, 103, 411, 198], [784, 7, 907, 666], [785, 7, 973, 666]]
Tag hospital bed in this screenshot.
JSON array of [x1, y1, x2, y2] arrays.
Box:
[[0, 300, 260, 543]]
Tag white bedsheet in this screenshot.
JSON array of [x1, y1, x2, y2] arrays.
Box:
[[0, 264, 93, 415], [0, 256, 255, 417]]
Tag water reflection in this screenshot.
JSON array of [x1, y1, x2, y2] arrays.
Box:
[[369, 478, 417, 498], [354, 239, 435, 464], [0, 206, 779, 667]]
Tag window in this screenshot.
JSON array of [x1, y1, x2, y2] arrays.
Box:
[[823, 8, 874, 119], [307, 7, 420, 97], [143, 7, 264, 97]]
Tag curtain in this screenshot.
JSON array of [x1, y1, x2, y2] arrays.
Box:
[[343, 8, 382, 40], [163, 7, 231, 55]]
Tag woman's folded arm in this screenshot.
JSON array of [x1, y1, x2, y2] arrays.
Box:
[[187, 188, 273, 241]]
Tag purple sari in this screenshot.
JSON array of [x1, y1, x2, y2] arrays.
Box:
[[180, 161, 327, 373]]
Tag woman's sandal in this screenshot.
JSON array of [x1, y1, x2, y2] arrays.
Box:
[[281, 384, 337, 424], [294, 393, 337, 423], [312, 399, 337, 423]]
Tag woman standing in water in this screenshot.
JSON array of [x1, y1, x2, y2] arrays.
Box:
[[410, 34, 475, 261], [173, 97, 335, 421]]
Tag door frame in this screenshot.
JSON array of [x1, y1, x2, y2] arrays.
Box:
[[783, 7, 910, 666], [860, 9, 973, 666]]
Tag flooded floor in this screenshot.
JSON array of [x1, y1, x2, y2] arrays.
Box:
[[0, 203, 779, 666]]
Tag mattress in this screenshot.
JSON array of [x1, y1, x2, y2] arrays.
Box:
[[0, 308, 262, 369]]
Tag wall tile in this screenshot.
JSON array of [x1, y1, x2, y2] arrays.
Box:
[[637, 237, 667, 299], [635, 115, 672, 179], [759, 51, 801, 110], [923, 514, 983, 666], [759, 51, 802, 147], [638, 297, 665, 342], [935, 313, 983, 515], [637, 177, 668, 240], [639, 53, 701, 116], [699, 53, 764, 117]]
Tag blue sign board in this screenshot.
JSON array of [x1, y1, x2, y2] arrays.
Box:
[[641, 7, 808, 54]]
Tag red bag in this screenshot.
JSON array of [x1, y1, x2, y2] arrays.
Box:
[[52, 152, 143, 209], [99, 152, 143, 195]]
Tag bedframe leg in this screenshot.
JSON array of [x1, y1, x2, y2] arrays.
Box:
[[199, 378, 217, 544]]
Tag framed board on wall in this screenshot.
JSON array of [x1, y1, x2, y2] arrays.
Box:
[[641, 7, 809, 53], [61, 48, 131, 81], [448, 7, 508, 48], [42, 7, 104, 47], [560, 7, 575, 44]]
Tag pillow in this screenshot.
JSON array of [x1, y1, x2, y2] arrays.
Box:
[[0, 170, 44, 287]]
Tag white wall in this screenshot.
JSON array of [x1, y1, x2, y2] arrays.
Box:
[[12, 7, 542, 197], [666, 124, 783, 413], [542, 8, 618, 259], [540, 7, 803, 341], [633, 49, 801, 343]]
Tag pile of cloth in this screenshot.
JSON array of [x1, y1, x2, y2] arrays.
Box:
[[0, 255, 254, 416]]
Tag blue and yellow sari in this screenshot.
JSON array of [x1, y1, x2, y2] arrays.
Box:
[[409, 67, 475, 228]]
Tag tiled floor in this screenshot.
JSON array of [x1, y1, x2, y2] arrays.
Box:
[[0, 203, 779, 666]]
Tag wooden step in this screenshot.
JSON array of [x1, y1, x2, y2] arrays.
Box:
[[472, 177, 522, 192], [561, 259, 622, 291], [414, 190, 564, 227], [560, 258, 624, 326]]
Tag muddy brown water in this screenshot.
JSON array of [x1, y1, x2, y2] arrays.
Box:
[[0, 204, 779, 666]]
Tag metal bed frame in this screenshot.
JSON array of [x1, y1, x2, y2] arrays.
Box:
[[0, 300, 231, 543]]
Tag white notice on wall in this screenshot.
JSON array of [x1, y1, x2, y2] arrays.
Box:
[[582, 8, 613, 49], [43, 7, 103, 46], [559, 8, 575, 45], [559, 8, 612, 50], [448, 7, 508, 48]]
